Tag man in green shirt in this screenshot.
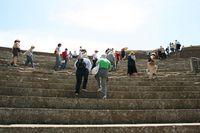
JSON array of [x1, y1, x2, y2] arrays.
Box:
[[95, 54, 111, 99]]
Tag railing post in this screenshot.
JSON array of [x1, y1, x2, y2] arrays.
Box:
[[190, 57, 200, 74]]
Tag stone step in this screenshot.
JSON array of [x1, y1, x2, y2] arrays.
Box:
[[0, 96, 199, 110], [0, 56, 192, 72], [2, 76, 200, 86], [0, 81, 199, 90], [116, 68, 190, 73], [0, 67, 198, 78], [0, 56, 189, 64], [1, 80, 199, 90], [1, 64, 190, 73], [0, 62, 190, 69], [0, 108, 200, 124], [0, 123, 200, 133], [0, 69, 194, 78], [115, 64, 190, 69], [1, 76, 199, 86], [0, 88, 200, 99], [1, 59, 189, 70], [1, 74, 200, 83], [1, 85, 200, 92]]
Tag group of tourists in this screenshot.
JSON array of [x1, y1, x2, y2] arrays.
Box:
[[9, 39, 180, 98], [157, 40, 182, 60], [168, 40, 182, 54]]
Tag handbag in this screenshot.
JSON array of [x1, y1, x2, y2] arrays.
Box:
[[91, 65, 99, 75]]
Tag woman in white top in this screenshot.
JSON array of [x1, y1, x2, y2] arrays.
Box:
[[92, 50, 99, 69]]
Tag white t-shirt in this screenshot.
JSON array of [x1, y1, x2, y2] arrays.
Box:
[[55, 47, 61, 55], [92, 53, 98, 60]]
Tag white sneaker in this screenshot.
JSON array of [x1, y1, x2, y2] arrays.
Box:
[[82, 89, 88, 92], [102, 96, 107, 99], [97, 88, 102, 92]]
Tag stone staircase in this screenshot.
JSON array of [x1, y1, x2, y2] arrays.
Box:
[[0, 47, 200, 132]]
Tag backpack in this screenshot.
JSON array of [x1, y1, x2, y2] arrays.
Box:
[[76, 59, 86, 71]]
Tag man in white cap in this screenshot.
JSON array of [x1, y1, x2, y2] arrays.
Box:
[[24, 45, 35, 68], [95, 54, 111, 99]]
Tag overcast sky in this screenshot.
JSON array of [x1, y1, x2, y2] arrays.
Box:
[[0, 0, 200, 54]]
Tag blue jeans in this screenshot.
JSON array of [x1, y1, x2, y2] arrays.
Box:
[[61, 59, 67, 69], [54, 55, 61, 70], [25, 55, 34, 67]]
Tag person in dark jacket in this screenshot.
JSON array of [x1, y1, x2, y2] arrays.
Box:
[[74, 54, 92, 95], [120, 48, 126, 60], [127, 52, 137, 76]]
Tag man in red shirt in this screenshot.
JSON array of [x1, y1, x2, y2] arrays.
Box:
[[61, 48, 69, 69]]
